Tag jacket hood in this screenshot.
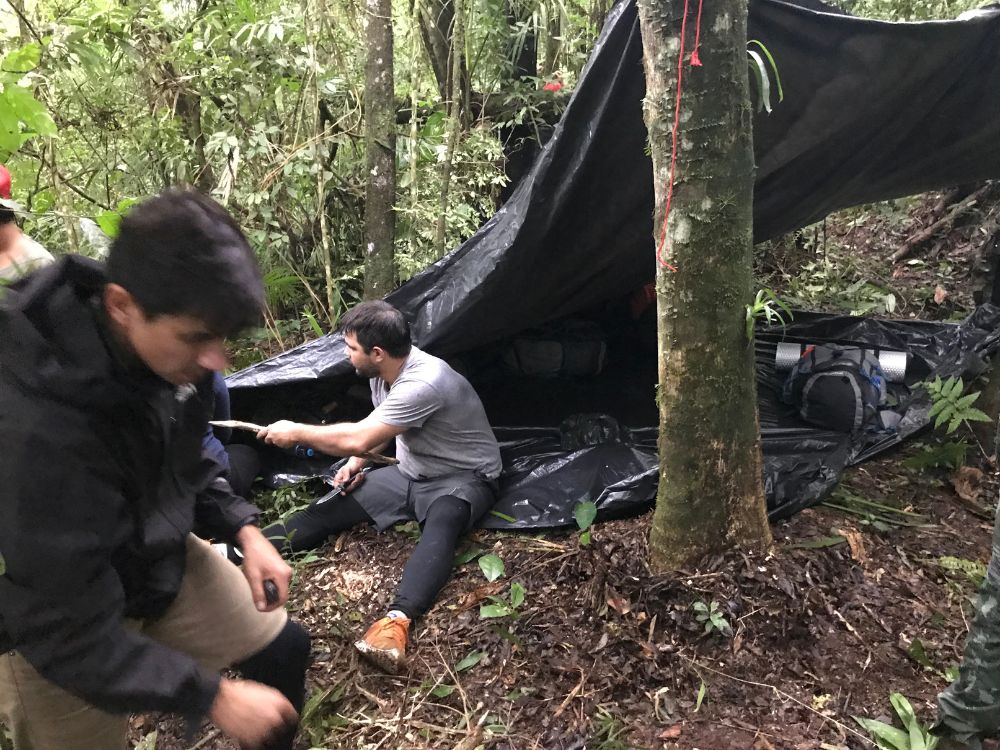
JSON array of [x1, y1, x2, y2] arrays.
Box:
[[0, 255, 137, 410]]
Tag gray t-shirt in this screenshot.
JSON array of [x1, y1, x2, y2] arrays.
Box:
[[369, 347, 502, 481]]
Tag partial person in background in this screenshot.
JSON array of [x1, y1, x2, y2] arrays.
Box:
[[934, 506, 1000, 749], [0, 164, 54, 283], [203, 370, 262, 502]]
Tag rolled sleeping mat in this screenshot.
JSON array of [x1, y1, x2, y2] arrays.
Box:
[[774, 342, 908, 383]]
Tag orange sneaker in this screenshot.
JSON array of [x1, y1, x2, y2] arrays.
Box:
[[354, 615, 410, 673]]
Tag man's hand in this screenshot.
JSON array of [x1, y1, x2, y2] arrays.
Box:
[[236, 524, 292, 611], [257, 420, 303, 450], [210, 678, 298, 749], [333, 456, 369, 493]]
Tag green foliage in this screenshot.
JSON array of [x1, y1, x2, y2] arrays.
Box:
[[0, 43, 56, 160], [783, 254, 899, 316], [95, 198, 140, 239], [745, 288, 793, 340], [589, 709, 634, 750], [823, 487, 930, 530], [133, 731, 157, 750], [903, 440, 969, 471], [478, 553, 505, 582], [854, 693, 939, 750], [692, 600, 733, 637], [480, 582, 526, 619], [747, 40, 783, 114], [0, 0, 602, 355], [938, 555, 987, 588], [454, 544, 484, 567], [299, 682, 348, 746], [837, 0, 988, 20], [922, 376, 992, 434], [396, 121, 507, 279], [694, 678, 707, 712], [574, 500, 597, 546], [455, 650, 484, 672], [906, 637, 954, 680]]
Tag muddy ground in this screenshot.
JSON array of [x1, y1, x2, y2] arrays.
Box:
[[134, 186, 1000, 749]]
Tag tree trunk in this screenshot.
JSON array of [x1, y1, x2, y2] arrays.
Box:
[[507, 0, 537, 81], [417, 0, 469, 105], [637, 0, 772, 571], [541, 2, 561, 78], [433, 0, 465, 257], [364, 0, 397, 299]]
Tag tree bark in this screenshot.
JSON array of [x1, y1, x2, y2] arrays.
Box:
[[417, 0, 469, 106], [637, 0, 772, 571], [364, 0, 397, 299], [433, 0, 465, 257]]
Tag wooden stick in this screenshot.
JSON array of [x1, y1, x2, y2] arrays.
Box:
[[891, 184, 993, 262], [209, 420, 399, 465]]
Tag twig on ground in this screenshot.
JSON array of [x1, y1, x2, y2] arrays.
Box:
[[554, 667, 588, 718], [186, 728, 220, 750]]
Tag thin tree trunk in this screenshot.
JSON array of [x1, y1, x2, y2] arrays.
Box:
[[417, 0, 468, 104], [637, 0, 771, 571], [541, 2, 561, 78], [433, 0, 464, 257], [408, 0, 423, 259], [364, 0, 397, 298]]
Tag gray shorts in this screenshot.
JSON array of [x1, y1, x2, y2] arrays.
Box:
[[351, 466, 499, 532]]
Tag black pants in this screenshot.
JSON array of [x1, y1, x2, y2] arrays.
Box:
[[236, 619, 310, 750], [264, 494, 470, 621]]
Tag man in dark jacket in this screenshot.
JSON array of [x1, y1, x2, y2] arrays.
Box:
[[0, 190, 309, 750]]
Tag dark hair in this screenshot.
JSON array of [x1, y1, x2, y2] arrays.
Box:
[[0, 207, 14, 226], [338, 300, 412, 357], [107, 189, 264, 336]]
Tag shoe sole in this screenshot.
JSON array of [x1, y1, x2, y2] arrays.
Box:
[[354, 639, 406, 674]]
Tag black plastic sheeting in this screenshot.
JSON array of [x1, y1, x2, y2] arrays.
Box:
[[230, 306, 1000, 528], [756, 306, 1000, 520], [228, 0, 1000, 385], [226, 0, 1000, 527]]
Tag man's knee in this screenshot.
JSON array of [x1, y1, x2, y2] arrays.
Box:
[[425, 495, 470, 530], [237, 620, 311, 711]]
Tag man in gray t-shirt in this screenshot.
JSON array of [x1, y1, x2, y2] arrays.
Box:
[[259, 301, 501, 675]]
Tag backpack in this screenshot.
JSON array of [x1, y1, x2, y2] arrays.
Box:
[[502, 320, 607, 378], [781, 345, 888, 433]]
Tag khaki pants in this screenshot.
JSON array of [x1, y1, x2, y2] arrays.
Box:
[[0, 535, 287, 750]]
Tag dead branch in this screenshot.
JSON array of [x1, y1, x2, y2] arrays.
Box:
[[892, 183, 994, 263]]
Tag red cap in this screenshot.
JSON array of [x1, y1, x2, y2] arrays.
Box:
[[0, 165, 11, 200]]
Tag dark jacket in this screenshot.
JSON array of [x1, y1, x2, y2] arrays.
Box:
[[0, 256, 259, 717]]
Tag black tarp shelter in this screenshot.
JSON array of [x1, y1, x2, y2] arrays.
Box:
[[228, 0, 1000, 525]]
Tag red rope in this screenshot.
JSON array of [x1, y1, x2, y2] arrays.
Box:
[[690, 0, 705, 66], [655, 0, 705, 272]]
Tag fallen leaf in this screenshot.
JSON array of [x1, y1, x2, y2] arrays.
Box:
[[753, 734, 777, 750], [607, 591, 632, 615], [951, 465, 984, 502], [658, 725, 682, 740], [455, 581, 505, 611], [843, 529, 867, 564], [934, 285, 949, 305]]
